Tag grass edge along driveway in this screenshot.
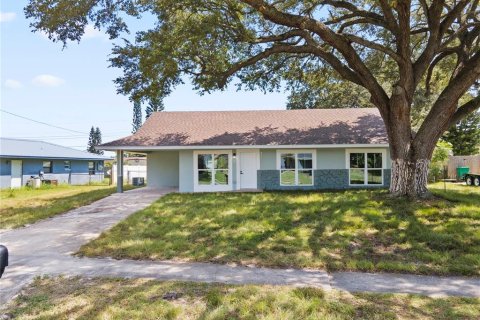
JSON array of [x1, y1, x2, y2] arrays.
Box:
[[5, 276, 480, 320], [0, 185, 135, 229], [78, 183, 480, 276]]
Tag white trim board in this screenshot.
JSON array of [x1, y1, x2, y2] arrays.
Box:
[[345, 148, 387, 186], [193, 150, 233, 192], [100, 144, 389, 151], [276, 149, 316, 187]]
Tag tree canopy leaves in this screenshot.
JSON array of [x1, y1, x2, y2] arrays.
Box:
[[444, 111, 480, 155]]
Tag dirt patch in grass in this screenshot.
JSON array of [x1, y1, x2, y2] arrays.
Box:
[[3, 276, 479, 320], [78, 184, 480, 276]]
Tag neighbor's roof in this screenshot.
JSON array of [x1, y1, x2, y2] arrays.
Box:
[[102, 108, 388, 149], [0, 138, 111, 160]]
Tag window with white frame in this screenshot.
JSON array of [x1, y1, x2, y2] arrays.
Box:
[[64, 161, 71, 170], [279, 152, 314, 186], [348, 151, 383, 185], [197, 153, 229, 186]]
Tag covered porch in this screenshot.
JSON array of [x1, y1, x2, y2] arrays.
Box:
[[114, 149, 259, 193]]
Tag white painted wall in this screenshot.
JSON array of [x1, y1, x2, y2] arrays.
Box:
[[112, 164, 147, 184], [147, 151, 179, 189], [21, 173, 104, 186], [179, 150, 194, 192], [0, 176, 11, 189]]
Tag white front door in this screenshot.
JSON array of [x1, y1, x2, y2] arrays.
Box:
[[239, 152, 258, 189], [11, 160, 23, 188]]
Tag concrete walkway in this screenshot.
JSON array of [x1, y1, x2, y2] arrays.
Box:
[[1, 188, 479, 306]]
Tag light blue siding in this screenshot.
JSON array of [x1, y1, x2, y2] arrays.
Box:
[[260, 150, 276, 169], [317, 149, 346, 169], [22, 159, 42, 176], [14, 158, 103, 175], [0, 159, 10, 175], [147, 151, 179, 189], [179, 150, 194, 192]]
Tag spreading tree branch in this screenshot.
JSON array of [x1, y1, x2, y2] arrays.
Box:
[[416, 50, 480, 142], [449, 95, 480, 126], [241, 0, 390, 111]]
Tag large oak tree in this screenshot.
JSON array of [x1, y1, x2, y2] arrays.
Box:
[[26, 0, 480, 197]]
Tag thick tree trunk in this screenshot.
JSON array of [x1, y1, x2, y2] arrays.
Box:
[[385, 88, 435, 199], [390, 158, 430, 198]]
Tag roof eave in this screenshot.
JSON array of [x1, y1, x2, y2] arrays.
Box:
[[99, 143, 390, 151], [0, 155, 112, 160]]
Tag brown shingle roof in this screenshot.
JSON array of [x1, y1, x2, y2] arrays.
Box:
[[102, 108, 388, 148]]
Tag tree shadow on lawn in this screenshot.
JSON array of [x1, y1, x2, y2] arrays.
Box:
[[80, 190, 479, 276], [307, 190, 479, 275]]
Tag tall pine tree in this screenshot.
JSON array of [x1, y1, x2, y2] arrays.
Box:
[[87, 126, 103, 154], [87, 126, 96, 153], [132, 101, 142, 133], [145, 98, 164, 119], [94, 127, 103, 155], [444, 111, 480, 156]]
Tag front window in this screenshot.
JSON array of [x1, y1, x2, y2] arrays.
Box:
[[197, 153, 229, 186], [64, 161, 71, 170], [279, 151, 314, 186], [88, 161, 95, 175], [43, 161, 52, 173], [349, 152, 383, 185]]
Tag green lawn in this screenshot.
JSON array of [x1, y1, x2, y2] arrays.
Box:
[[5, 276, 479, 320], [0, 184, 134, 229], [79, 183, 480, 276]]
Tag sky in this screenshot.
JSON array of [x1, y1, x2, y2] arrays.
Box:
[[1, 1, 288, 152]]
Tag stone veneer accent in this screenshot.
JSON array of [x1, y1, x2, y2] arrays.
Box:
[[258, 169, 391, 191]]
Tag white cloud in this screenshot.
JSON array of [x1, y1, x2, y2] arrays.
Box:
[[32, 74, 65, 87], [4, 79, 23, 89], [0, 12, 16, 22]]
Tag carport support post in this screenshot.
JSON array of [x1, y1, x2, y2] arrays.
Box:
[[116, 150, 124, 193]]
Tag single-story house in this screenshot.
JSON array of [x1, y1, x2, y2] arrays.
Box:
[[100, 108, 391, 193], [0, 138, 110, 188]]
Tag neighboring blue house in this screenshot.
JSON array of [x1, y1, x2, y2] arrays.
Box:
[[101, 108, 392, 193], [0, 138, 110, 188]]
